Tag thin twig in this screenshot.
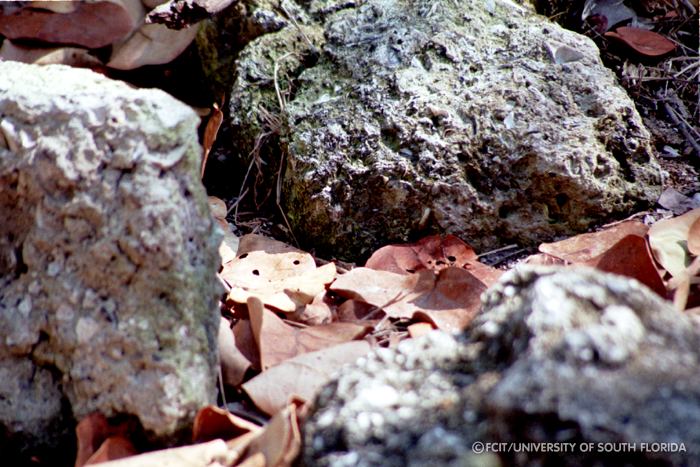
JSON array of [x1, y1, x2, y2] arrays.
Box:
[[664, 101, 700, 157], [279, 3, 317, 54], [477, 244, 519, 259]]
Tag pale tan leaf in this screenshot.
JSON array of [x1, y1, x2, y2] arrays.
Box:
[[290, 291, 333, 325], [87, 439, 234, 467], [245, 403, 302, 467], [237, 233, 305, 256], [224, 252, 335, 312], [208, 196, 238, 263], [649, 208, 700, 277], [0, 41, 103, 68], [407, 322, 435, 338], [241, 340, 371, 415], [107, 22, 198, 70], [689, 217, 700, 256], [218, 317, 251, 388]]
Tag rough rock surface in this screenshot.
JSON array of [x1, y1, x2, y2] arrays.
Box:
[[229, 0, 662, 260], [303, 266, 700, 466], [0, 62, 221, 458]]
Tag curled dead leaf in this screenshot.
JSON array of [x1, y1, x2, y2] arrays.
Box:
[[192, 405, 262, 444], [219, 317, 251, 388], [330, 267, 485, 332], [539, 220, 649, 263], [605, 26, 676, 57], [649, 208, 700, 277], [585, 234, 666, 297], [108, 22, 198, 70], [689, 217, 700, 256], [247, 297, 370, 370]]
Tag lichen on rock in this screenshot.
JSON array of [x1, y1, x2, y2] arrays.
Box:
[[229, 0, 663, 261]]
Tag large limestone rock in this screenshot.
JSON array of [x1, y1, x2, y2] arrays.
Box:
[[229, 0, 663, 260], [303, 267, 700, 466], [0, 62, 221, 459]]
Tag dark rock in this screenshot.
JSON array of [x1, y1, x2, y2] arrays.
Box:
[[303, 266, 700, 466]]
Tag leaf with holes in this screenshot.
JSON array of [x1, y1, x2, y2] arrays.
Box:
[[366, 234, 502, 286], [221, 249, 335, 312]]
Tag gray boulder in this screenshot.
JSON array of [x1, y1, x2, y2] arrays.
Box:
[[0, 62, 221, 459], [229, 0, 662, 260], [303, 266, 700, 466]]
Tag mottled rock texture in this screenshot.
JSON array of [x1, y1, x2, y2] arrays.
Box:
[[229, 0, 662, 260], [0, 62, 221, 459], [304, 267, 700, 466]]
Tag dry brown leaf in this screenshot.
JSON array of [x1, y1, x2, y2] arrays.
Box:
[[208, 196, 227, 220], [522, 252, 567, 266], [366, 234, 502, 286], [192, 405, 262, 444], [107, 22, 198, 70], [218, 317, 251, 388], [241, 340, 371, 416], [232, 318, 260, 371], [330, 267, 485, 332], [223, 251, 335, 312], [605, 26, 676, 57], [366, 234, 478, 274], [539, 220, 649, 263], [84, 439, 235, 467], [237, 233, 304, 256], [85, 436, 136, 465], [462, 260, 503, 287], [245, 403, 302, 467], [585, 234, 667, 297], [201, 103, 223, 178], [75, 413, 135, 467], [248, 297, 370, 370], [290, 291, 334, 326], [0, 0, 144, 48], [336, 299, 381, 322]]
